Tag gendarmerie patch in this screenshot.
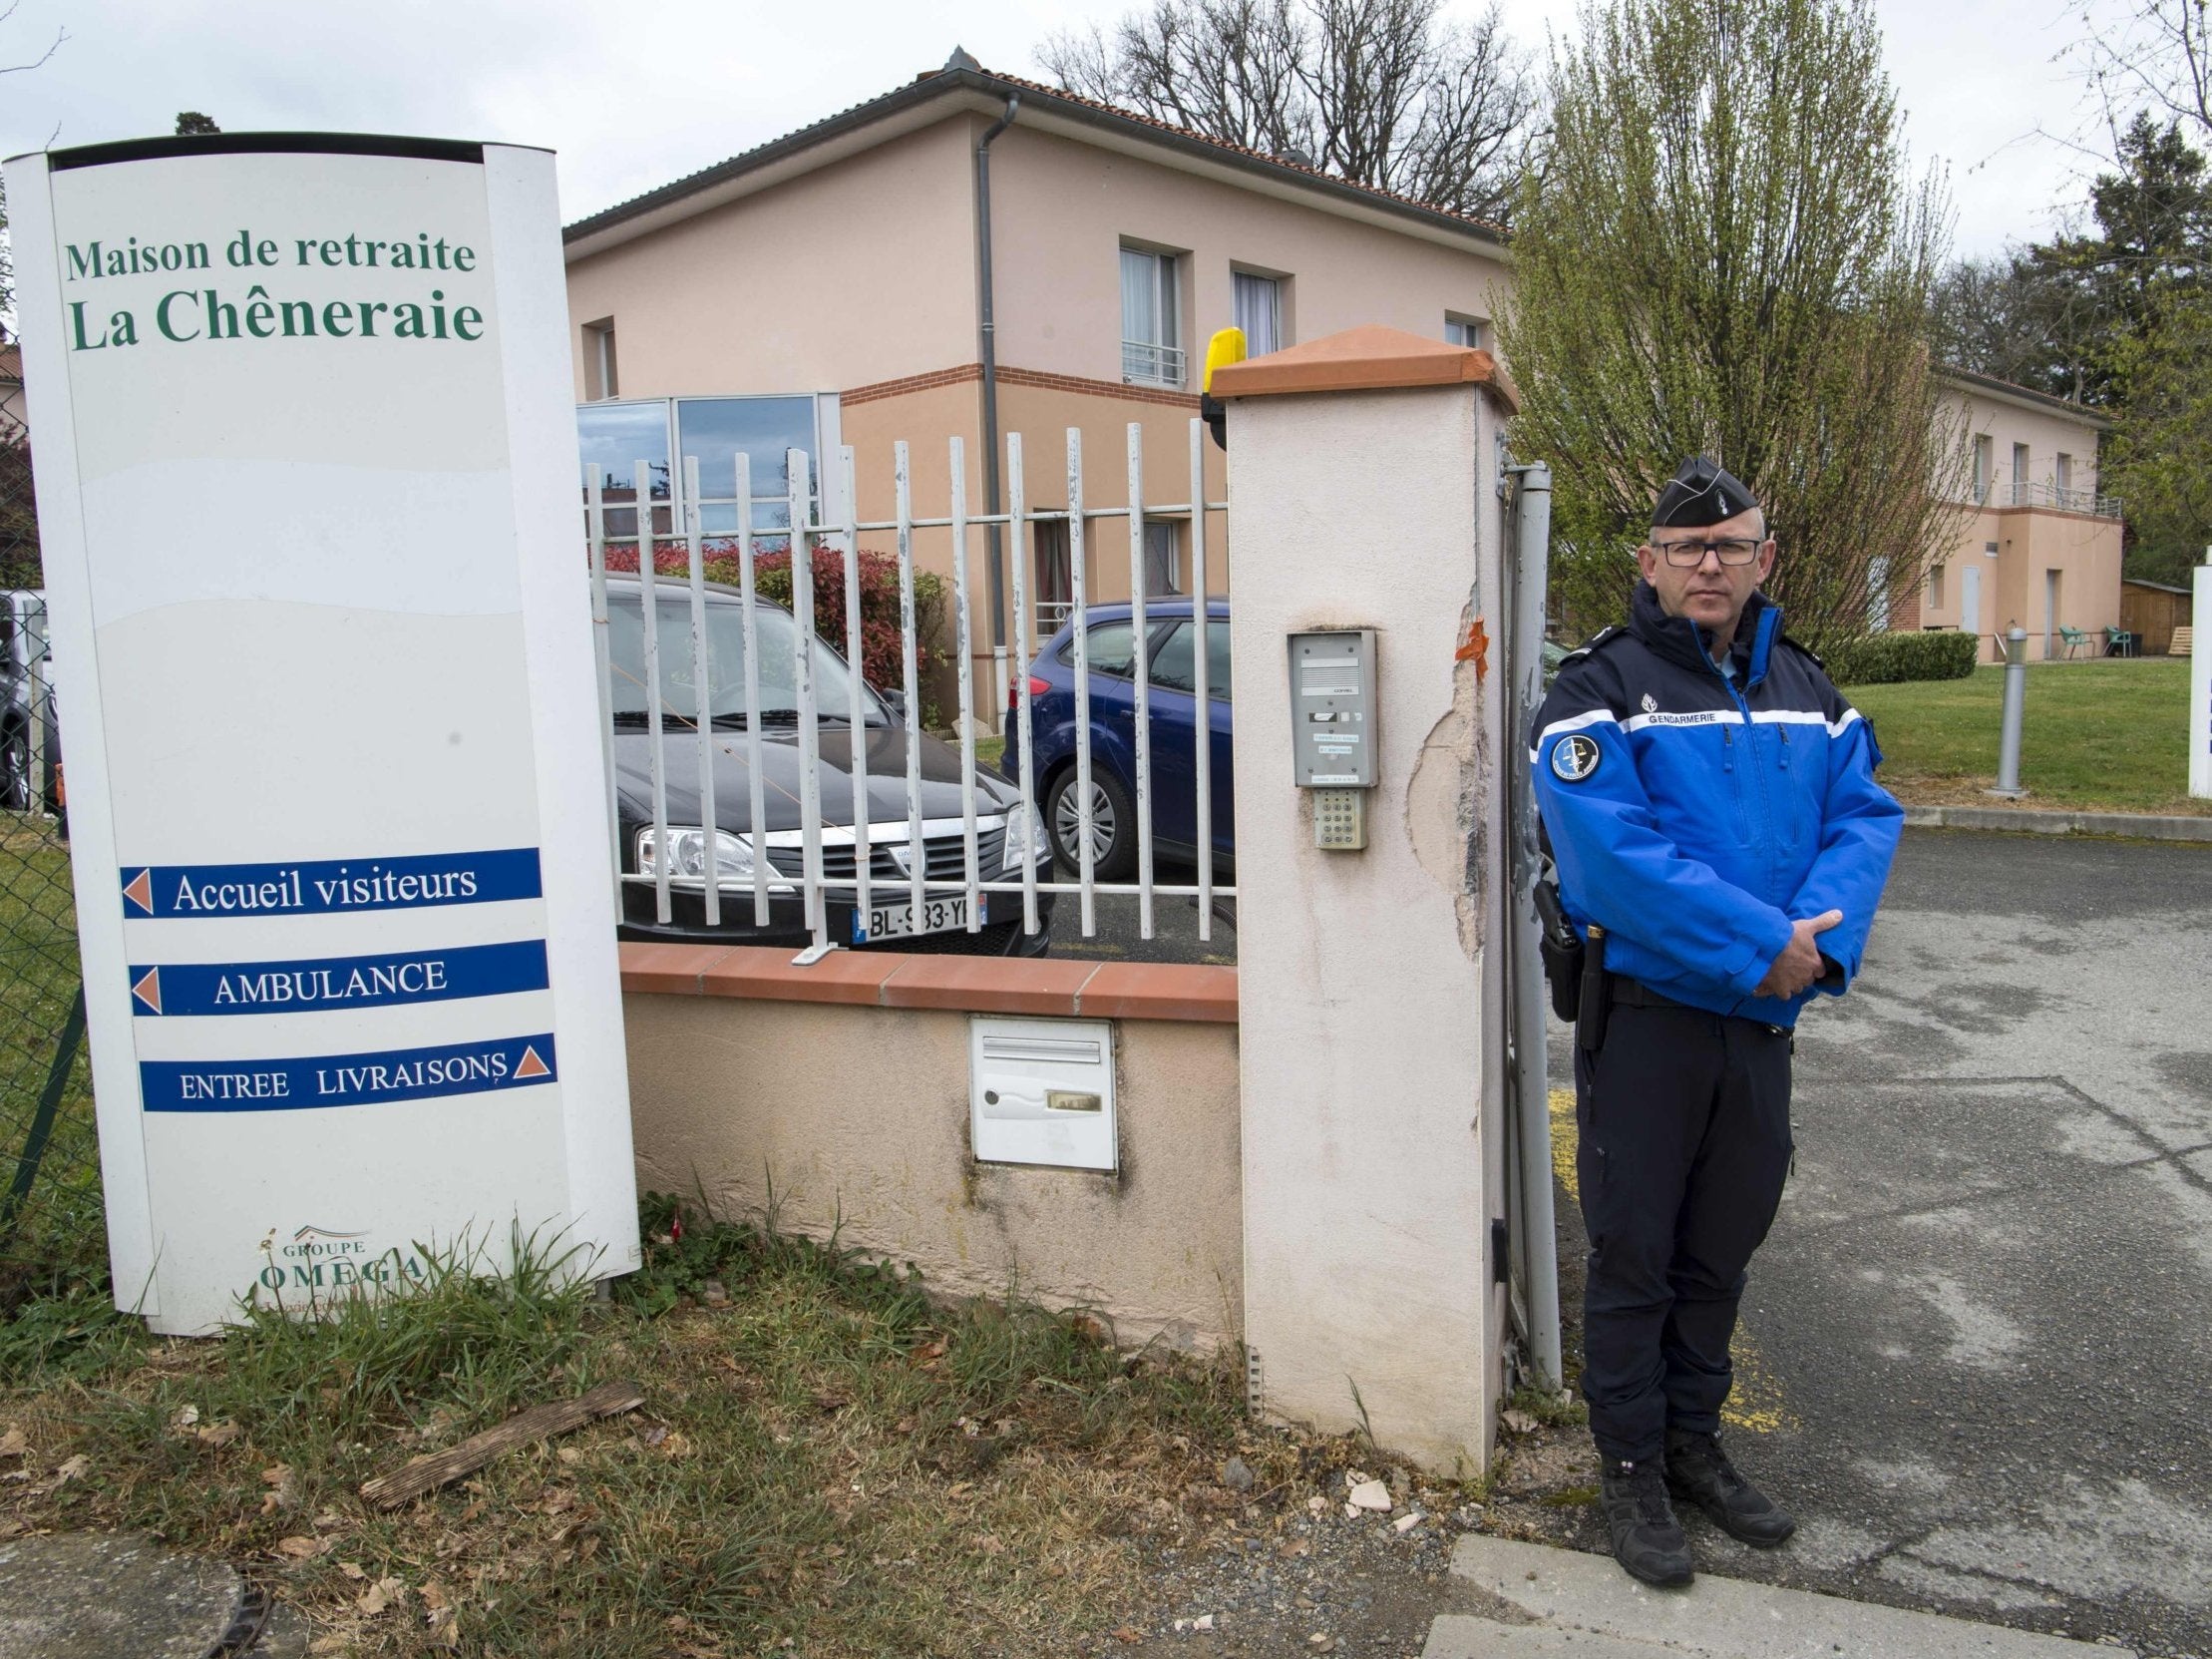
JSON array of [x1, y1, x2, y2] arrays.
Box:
[[1551, 733, 1603, 783], [1641, 693, 1659, 714]]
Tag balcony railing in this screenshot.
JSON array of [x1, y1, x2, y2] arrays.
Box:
[[1995, 480, 2123, 519], [1121, 339, 1186, 387]]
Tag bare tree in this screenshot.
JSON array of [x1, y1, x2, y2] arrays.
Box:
[[0, 0, 69, 342], [1039, 0, 1539, 219], [2067, 0, 2212, 147]]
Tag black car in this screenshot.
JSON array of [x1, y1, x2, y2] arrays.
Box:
[[606, 576, 1054, 955]]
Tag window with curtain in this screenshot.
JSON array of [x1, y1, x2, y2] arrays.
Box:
[[1121, 245, 1182, 385], [1234, 270, 1283, 355], [1143, 522, 1181, 597], [1445, 315, 1486, 349]]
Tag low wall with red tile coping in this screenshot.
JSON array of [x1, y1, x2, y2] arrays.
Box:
[[618, 943, 1238, 1023], [616, 943, 1244, 1350]]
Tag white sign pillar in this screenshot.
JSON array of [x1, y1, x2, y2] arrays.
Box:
[[1214, 327, 1515, 1472], [2192, 563, 2211, 800], [5, 135, 638, 1333]]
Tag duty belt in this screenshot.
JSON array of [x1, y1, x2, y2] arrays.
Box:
[[1608, 979, 1690, 1010]]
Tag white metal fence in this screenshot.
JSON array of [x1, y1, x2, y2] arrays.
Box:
[[585, 419, 1233, 956]]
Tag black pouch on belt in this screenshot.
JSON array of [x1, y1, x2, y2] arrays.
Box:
[[1533, 878, 1584, 1022], [1574, 925, 1611, 1054]]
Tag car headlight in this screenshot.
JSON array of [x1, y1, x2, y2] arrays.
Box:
[[1000, 802, 1050, 872], [636, 825, 759, 885]]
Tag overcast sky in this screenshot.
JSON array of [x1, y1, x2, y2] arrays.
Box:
[[0, 0, 2129, 261]]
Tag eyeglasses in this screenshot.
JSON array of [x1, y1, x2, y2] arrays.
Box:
[[1653, 536, 1764, 568]]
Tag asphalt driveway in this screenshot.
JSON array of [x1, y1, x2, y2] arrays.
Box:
[[1548, 828, 2212, 1657]]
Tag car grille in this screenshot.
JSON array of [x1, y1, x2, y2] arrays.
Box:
[[766, 826, 1009, 882]]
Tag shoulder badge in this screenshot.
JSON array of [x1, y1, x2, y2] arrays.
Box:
[[1779, 632, 1826, 670], [1550, 733, 1604, 783]]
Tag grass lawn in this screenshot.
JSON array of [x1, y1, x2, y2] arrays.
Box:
[[0, 1197, 1473, 1658], [1843, 658, 2209, 816]]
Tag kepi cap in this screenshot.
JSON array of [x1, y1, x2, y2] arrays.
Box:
[[1653, 456, 1758, 529]]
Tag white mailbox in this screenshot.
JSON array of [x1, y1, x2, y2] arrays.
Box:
[[968, 1017, 1117, 1171]]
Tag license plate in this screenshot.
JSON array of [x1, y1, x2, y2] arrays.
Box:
[[855, 893, 984, 944]]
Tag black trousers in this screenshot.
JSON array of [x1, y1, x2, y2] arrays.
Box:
[[1573, 1001, 1794, 1464]]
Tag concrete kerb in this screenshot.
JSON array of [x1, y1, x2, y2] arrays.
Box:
[[1429, 1535, 2137, 1659], [1901, 804, 2212, 843]]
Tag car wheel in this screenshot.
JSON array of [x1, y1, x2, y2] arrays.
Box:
[[1046, 766, 1138, 881], [0, 724, 28, 814]]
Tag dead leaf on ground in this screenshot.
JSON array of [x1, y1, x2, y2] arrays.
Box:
[[0, 1428, 27, 1458], [1111, 1626, 1144, 1644], [357, 1574, 406, 1615], [338, 1561, 367, 1580], [273, 1536, 322, 1560], [51, 1454, 89, 1487], [193, 1423, 240, 1448], [262, 1463, 293, 1486]]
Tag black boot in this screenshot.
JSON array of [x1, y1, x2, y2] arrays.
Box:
[[1664, 1429, 1796, 1546], [1598, 1455, 1693, 1586]]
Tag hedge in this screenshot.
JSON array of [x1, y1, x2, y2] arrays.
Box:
[[1824, 629, 1980, 685]]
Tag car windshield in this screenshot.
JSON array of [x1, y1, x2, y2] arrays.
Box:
[[606, 592, 885, 725]]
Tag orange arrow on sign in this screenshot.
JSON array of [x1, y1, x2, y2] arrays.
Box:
[[123, 869, 155, 916], [514, 1045, 551, 1080], [132, 967, 163, 1015]]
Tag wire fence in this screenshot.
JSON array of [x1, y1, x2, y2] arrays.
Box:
[[0, 444, 104, 1317]]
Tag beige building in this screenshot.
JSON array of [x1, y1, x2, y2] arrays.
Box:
[[561, 53, 1510, 715], [1906, 369, 2122, 662], [562, 54, 2123, 689]]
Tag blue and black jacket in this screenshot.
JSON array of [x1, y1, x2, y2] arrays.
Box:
[[1530, 582, 1904, 1027]]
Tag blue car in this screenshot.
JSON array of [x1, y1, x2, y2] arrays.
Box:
[[1000, 599, 1234, 879]]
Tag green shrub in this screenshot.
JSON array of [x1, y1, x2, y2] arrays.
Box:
[[1825, 629, 1979, 685]]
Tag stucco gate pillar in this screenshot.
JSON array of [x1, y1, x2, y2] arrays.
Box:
[[1212, 326, 1517, 1475]]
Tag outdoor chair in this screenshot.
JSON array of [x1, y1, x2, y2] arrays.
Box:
[[2056, 624, 2089, 658]]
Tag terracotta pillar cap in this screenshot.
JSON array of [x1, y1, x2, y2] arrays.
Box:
[[1208, 323, 1519, 413]]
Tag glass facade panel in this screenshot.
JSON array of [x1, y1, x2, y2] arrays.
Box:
[[677, 396, 817, 512], [577, 401, 671, 539]]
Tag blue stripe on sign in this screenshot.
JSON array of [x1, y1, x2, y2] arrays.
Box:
[[119, 849, 542, 920], [128, 940, 549, 1018], [141, 1034, 557, 1113]]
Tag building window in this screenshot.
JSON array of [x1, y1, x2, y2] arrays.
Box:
[[1930, 563, 1946, 612], [1973, 435, 1993, 504], [1121, 245, 1183, 385], [1032, 519, 1074, 637], [582, 318, 618, 401], [2012, 442, 2029, 490], [1446, 315, 1488, 350], [575, 393, 823, 546], [2055, 452, 2073, 493], [1234, 269, 1284, 355], [1143, 521, 1182, 597]]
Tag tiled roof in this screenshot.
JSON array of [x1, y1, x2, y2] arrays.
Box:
[[563, 58, 1507, 250], [1940, 363, 2111, 428]]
